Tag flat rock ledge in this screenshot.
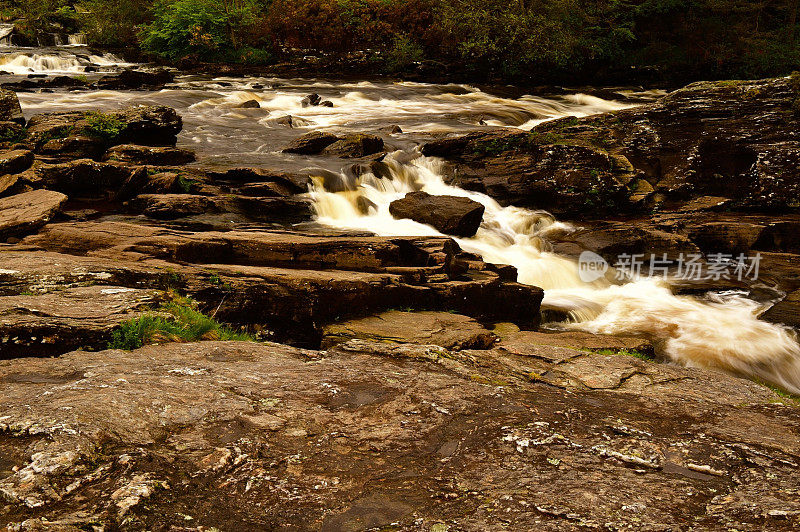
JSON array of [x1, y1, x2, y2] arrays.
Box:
[[0, 340, 798, 530]]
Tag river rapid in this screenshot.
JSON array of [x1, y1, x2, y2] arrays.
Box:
[[6, 45, 800, 393]]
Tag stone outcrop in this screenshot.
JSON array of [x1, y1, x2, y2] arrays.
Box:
[[26, 105, 183, 149], [0, 88, 23, 124], [389, 191, 485, 237], [0, 189, 66, 240], [423, 76, 800, 216], [0, 339, 797, 530], [321, 310, 497, 349], [103, 144, 196, 165], [283, 131, 384, 157]]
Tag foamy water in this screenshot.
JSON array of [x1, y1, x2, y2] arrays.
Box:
[[310, 153, 800, 393]]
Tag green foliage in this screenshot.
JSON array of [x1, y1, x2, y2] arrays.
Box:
[[471, 132, 563, 156], [596, 348, 654, 361], [81, 111, 127, 141], [386, 34, 425, 72], [78, 0, 152, 48], [109, 295, 254, 350], [140, 0, 260, 61], [176, 175, 198, 193], [0, 125, 26, 144]]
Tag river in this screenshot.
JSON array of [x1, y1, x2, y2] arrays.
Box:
[[5, 44, 800, 393]]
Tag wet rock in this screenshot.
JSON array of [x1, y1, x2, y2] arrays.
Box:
[[301, 93, 322, 107], [131, 194, 217, 220], [319, 100, 334, 107], [423, 77, 800, 214], [234, 99, 261, 109], [561, 221, 701, 262], [267, 114, 313, 128], [38, 135, 106, 161], [389, 191, 485, 237], [754, 221, 800, 254], [233, 195, 313, 223], [323, 133, 384, 158], [761, 290, 800, 329], [0, 88, 23, 124], [104, 144, 196, 165], [111, 105, 183, 146], [26, 106, 183, 148], [282, 131, 340, 155], [321, 310, 497, 350], [35, 159, 132, 197], [96, 68, 174, 90], [0, 149, 33, 175], [0, 189, 67, 240], [204, 167, 310, 193], [688, 222, 766, 255]]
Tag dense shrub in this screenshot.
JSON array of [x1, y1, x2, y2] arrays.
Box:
[[139, 0, 261, 60], [1, 0, 799, 81], [78, 0, 152, 48]]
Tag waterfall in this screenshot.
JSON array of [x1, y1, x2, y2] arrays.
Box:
[[0, 51, 129, 74], [0, 24, 14, 47], [309, 151, 800, 393], [68, 34, 87, 46]]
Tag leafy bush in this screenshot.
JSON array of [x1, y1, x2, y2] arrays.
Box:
[[386, 34, 424, 72], [140, 0, 258, 60], [78, 0, 152, 48]]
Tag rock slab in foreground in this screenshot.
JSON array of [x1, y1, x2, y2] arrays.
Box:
[[390, 191, 485, 236], [0, 189, 67, 240], [0, 340, 797, 530], [321, 310, 497, 349]]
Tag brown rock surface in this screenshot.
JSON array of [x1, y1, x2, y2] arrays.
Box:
[[0, 340, 797, 530], [0, 189, 67, 240], [389, 191, 485, 237], [321, 310, 497, 349]]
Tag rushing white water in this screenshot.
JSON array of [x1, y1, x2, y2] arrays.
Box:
[[310, 153, 800, 393], [0, 50, 129, 74]]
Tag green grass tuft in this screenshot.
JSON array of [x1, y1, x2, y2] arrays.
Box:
[[596, 348, 654, 361], [109, 295, 254, 350], [82, 111, 127, 142]]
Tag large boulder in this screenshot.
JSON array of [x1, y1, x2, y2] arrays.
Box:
[[35, 159, 132, 197], [26, 106, 183, 149], [0, 88, 23, 124], [96, 68, 174, 90], [111, 105, 183, 146], [389, 191, 485, 237], [282, 131, 340, 154], [0, 189, 67, 240], [0, 149, 33, 175], [324, 133, 384, 158]]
